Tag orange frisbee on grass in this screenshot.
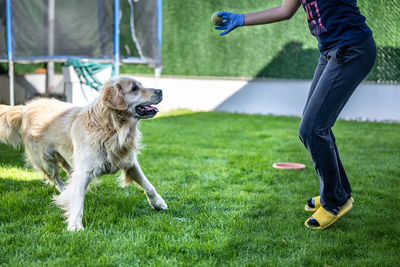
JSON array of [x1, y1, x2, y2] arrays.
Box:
[[272, 162, 306, 170]]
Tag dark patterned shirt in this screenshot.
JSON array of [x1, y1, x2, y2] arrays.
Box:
[[299, 0, 372, 52]]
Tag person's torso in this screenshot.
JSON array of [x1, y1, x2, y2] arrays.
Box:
[[299, 0, 372, 52]]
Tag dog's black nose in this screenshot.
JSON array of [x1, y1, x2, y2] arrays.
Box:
[[155, 89, 162, 95]]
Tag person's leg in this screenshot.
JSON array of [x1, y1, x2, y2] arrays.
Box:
[[299, 36, 376, 214], [302, 55, 328, 210], [304, 102, 353, 213], [303, 55, 328, 115], [329, 128, 352, 197]]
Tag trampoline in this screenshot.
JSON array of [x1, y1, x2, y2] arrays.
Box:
[[0, 0, 162, 105]]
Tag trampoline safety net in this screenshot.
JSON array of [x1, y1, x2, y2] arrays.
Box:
[[0, 0, 162, 67], [0, 1, 6, 59]]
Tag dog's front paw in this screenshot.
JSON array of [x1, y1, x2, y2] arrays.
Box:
[[67, 222, 84, 231], [148, 194, 168, 210]]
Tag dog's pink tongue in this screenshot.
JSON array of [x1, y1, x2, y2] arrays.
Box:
[[144, 106, 159, 112]]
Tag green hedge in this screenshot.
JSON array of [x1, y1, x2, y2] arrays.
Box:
[[123, 0, 400, 82], [3, 0, 399, 82]]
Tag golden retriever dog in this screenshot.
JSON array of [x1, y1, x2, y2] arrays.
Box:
[[0, 76, 167, 231]]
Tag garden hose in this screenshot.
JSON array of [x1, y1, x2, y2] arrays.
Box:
[[64, 59, 112, 91]]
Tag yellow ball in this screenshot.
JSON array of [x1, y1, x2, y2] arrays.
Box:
[[211, 12, 223, 26]]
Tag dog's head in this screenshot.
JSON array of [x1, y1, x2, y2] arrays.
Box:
[[101, 76, 162, 119]]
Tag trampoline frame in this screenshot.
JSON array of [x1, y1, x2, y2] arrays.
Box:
[[3, 0, 163, 105]]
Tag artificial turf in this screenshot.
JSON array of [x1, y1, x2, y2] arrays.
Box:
[[119, 0, 400, 82], [1, 111, 399, 266]]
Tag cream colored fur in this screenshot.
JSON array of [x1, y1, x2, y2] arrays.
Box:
[[0, 76, 167, 231]]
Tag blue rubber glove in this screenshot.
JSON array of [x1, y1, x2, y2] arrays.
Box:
[[214, 11, 245, 36]]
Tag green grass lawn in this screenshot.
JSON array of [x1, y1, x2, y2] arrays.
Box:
[[1, 112, 399, 266]]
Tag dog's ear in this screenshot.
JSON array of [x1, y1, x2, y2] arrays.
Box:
[[101, 83, 128, 110]]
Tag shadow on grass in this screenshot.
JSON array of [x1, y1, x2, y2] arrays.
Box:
[[0, 144, 26, 168], [0, 174, 159, 229], [0, 143, 160, 227], [0, 176, 44, 192]]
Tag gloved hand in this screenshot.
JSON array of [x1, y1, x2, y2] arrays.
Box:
[[214, 11, 245, 36]]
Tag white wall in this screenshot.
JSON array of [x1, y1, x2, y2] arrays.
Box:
[[1, 74, 399, 122], [135, 76, 400, 122]]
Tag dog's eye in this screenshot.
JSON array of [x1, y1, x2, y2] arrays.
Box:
[[131, 85, 139, 92]]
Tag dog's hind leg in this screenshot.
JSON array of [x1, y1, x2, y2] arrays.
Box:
[[40, 166, 65, 193], [39, 155, 66, 192], [25, 144, 66, 192], [122, 158, 167, 210], [54, 152, 73, 177]]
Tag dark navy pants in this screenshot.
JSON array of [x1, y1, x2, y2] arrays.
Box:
[[299, 36, 376, 212]]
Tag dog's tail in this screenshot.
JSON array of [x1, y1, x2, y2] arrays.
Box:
[[0, 104, 24, 148]]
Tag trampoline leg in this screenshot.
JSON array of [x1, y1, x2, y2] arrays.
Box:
[[8, 61, 14, 106]]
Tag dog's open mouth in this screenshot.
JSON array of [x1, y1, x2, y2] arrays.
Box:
[[135, 105, 159, 118]]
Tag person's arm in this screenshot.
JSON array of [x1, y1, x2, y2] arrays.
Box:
[[244, 0, 301, 26], [215, 0, 301, 36]]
